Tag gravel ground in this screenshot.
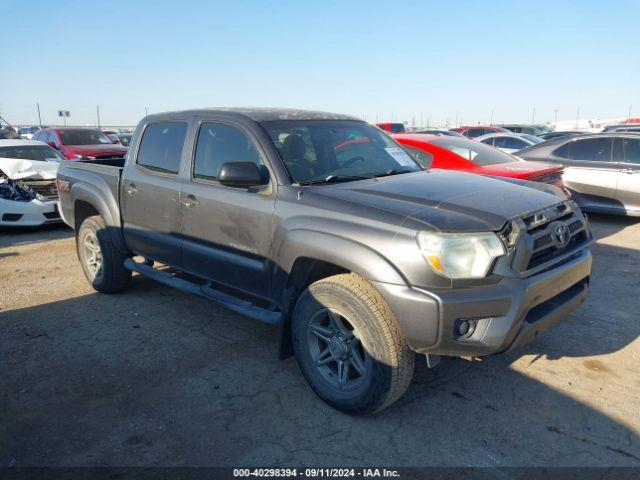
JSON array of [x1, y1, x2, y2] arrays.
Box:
[[1, 214, 639, 467]]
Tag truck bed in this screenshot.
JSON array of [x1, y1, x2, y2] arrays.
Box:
[[56, 158, 124, 231]]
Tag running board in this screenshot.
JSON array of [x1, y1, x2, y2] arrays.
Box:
[[124, 259, 282, 325]]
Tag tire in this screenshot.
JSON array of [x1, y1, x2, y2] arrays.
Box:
[[292, 273, 414, 415], [76, 215, 131, 293]]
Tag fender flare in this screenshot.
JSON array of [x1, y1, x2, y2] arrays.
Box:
[[71, 184, 128, 253], [275, 229, 407, 289]]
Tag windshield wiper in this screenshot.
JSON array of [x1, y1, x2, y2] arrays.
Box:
[[294, 174, 371, 186], [370, 168, 418, 178]]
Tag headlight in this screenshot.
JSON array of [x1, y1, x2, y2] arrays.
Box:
[[417, 232, 506, 279]]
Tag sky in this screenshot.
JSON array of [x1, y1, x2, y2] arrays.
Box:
[[2, 0, 639, 127]]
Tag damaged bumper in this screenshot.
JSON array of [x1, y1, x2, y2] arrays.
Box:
[[0, 197, 60, 226]]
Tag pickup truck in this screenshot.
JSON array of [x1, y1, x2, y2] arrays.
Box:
[[57, 108, 593, 415]]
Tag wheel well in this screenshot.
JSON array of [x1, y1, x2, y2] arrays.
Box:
[[287, 257, 350, 307], [278, 258, 349, 360], [74, 200, 100, 230]]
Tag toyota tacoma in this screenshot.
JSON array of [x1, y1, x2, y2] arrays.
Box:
[[57, 108, 593, 415]]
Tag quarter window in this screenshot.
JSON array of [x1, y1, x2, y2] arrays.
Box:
[[193, 123, 261, 181], [623, 137, 640, 164], [137, 123, 187, 174]]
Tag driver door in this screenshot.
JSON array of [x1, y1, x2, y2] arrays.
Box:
[[178, 120, 276, 299]]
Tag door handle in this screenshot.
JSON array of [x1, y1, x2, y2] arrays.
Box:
[[182, 194, 200, 208], [620, 168, 637, 174], [125, 183, 138, 195]]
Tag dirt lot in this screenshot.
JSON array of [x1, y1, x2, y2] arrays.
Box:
[[1, 214, 639, 467]]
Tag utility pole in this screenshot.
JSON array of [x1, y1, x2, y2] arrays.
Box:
[[96, 106, 101, 128], [575, 107, 580, 128], [490, 109, 494, 126], [36, 103, 42, 127], [531, 107, 536, 125], [145, 106, 148, 117]]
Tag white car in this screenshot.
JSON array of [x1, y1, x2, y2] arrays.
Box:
[[475, 132, 545, 154], [17, 126, 43, 140], [0, 140, 63, 227]]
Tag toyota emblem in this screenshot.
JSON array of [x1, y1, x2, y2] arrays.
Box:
[[553, 224, 570, 248]]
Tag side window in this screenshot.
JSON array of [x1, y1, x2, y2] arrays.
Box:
[[193, 122, 261, 181], [493, 137, 509, 148], [481, 137, 495, 146], [466, 128, 483, 138], [403, 145, 433, 168], [623, 137, 640, 165], [568, 138, 613, 162], [552, 142, 571, 158], [48, 131, 60, 146], [137, 122, 187, 174]]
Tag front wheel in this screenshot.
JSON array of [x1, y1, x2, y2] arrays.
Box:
[[292, 273, 414, 415], [77, 215, 131, 293]]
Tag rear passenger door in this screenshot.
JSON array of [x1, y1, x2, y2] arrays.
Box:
[[178, 120, 276, 299], [552, 137, 617, 210], [121, 122, 188, 267], [616, 136, 640, 213]]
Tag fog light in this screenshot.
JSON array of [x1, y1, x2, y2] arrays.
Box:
[[455, 318, 477, 339]]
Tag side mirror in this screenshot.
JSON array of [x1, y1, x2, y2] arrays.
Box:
[[47, 142, 58, 149], [218, 161, 269, 188]]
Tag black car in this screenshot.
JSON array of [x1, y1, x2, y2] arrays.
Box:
[[500, 124, 552, 136], [539, 131, 586, 141]]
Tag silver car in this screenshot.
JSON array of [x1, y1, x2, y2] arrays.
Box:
[[517, 133, 640, 216]]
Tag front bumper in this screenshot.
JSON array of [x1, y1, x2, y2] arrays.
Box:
[[0, 198, 61, 227], [373, 247, 592, 356]]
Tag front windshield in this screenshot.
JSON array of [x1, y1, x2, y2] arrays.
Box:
[[0, 145, 65, 162], [59, 129, 113, 145], [262, 120, 421, 183], [431, 137, 519, 166]]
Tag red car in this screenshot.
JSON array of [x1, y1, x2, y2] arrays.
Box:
[[32, 128, 128, 160], [449, 125, 510, 138], [392, 133, 566, 188], [375, 122, 406, 133]]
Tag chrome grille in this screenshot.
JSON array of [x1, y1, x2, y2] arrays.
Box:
[[510, 202, 589, 273]]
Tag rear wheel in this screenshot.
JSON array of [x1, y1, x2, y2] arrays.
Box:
[[292, 273, 414, 415], [77, 215, 131, 293]]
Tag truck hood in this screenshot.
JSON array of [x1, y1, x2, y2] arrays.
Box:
[[321, 170, 564, 232], [66, 144, 128, 156], [0, 157, 58, 180]]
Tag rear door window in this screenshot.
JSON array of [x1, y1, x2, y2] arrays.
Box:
[[494, 137, 528, 150], [568, 138, 613, 162], [137, 122, 187, 174]]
